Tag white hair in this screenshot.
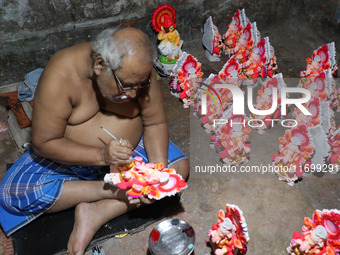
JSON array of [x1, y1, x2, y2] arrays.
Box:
[[92, 27, 154, 74]]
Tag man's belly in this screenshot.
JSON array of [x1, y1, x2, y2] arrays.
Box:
[[64, 111, 143, 148]]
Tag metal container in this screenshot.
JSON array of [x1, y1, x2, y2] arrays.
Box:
[[149, 219, 195, 255]]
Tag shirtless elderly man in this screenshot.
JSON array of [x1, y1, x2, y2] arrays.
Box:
[[0, 27, 189, 255]]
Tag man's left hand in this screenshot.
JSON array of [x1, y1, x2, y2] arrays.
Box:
[[128, 194, 155, 207]]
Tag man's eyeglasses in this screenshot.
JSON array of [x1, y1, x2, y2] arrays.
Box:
[[112, 69, 152, 94]]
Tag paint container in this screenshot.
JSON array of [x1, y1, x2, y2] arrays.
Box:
[[149, 219, 195, 255]]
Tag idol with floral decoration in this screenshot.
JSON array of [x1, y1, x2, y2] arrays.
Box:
[[200, 91, 221, 133], [272, 125, 315, 186], [298, 70, 333, 102], [219, 123, 251, 166], [250, 73, 287, 134], [291, 77, 334, 171], [209, 108, 235, 151], [242, 37, 274, 86], [211, 109, 251, 166], [315, 43, 337, 77], [227, 33, 247, 57], [300, 42, 337, 78], [208, 204, 249, 255], [233, 22, 260, 64], [254, 37, 276, 79], [222, 9, 249, 55], [296, 70, 336, 136], [241, 48, 264, 85], [104, 156, 187, 200], [287, 209, 340, 254], [218, 57, 242, 85], [188, 67, 203, 110], [199, 74, 234, 133], [152, 4, 183, 72], [171, 52, 203, 106], [217, 67, 242, 110], [178, 79, 192, 108], [293, 97, 322, 128], [203, 16, 223, 62], [300, 55, 322, 78]]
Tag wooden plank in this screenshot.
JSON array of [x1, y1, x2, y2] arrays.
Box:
[[8, 110, 32, 150], [0, 82, 22, 94], [22, 101, 33, 120]]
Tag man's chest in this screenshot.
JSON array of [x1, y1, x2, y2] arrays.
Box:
[[67, 93, 100, 125]]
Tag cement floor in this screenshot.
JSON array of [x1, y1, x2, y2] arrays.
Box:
[[1, 11, 340, 255]]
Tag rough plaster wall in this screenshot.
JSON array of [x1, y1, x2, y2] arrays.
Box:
[[0, 0, 204, 41], [203, 0, 340, 31], [0, 0, 204, 84], [1, 0, 339, 47], [0, 0, 339, 85]]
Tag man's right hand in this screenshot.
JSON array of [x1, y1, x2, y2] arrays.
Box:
[[101, 138, 134, 166]]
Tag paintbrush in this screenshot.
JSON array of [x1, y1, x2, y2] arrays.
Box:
[[100, 126, 117, 140], [100, 126, 142, 158]]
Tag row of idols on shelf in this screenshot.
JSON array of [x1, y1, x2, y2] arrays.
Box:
[[208, 204, 340, 255], [150, 6, 340, 255], [168, 8, 339, 186], [202, 9, 278, 81]]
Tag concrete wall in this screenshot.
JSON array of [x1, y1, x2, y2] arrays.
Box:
[[1, 0, 205, 42], [0, 0, 205, 85], [0, 0, 339, 85]]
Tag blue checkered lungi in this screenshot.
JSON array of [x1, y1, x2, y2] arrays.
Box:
[[0, 139, 186, 236]]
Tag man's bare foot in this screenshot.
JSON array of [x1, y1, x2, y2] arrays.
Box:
[[67, 202, 103, 255]]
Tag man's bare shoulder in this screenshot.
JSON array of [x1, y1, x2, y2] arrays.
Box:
[[44, 42, 91, 78], [38, 43, 92, 90]]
